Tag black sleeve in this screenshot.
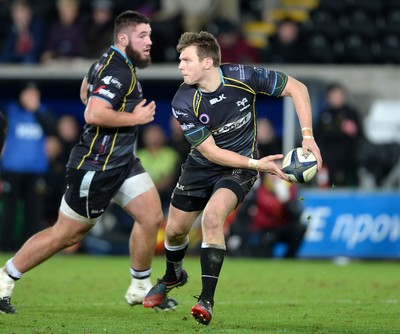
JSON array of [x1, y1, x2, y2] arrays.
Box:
[[251, 67, 288, 97]]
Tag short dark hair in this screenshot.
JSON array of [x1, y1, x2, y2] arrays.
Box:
[[114, 10, 150, 43], [177, 31, 221, 67]]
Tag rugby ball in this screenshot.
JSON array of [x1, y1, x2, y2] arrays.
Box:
[[282, 147, 317, 183]]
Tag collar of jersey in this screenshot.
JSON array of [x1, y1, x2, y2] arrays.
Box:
[[197, 67, 225, 95], [111, 45, 133, 67]]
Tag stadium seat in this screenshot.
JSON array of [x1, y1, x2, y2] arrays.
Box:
[[337, 33, 375, 63], [383, 9, 400, 34], [364, 100, 400, 145], [387, 0, 400, 11], [339, 8, 377, 39], [362, 99, 400, 188], [344, 0, 385, 15], [379, 33, 400, 63], [304, 32, 337, 63], [306, 8, 340, 39], [317, 0, 348, 15]]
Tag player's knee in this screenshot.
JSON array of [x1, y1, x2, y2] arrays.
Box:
[[165, 225, 189, 243], [202, 211, 223, 231], [146, 209, 164, 230], [127, 203, 164, 230]]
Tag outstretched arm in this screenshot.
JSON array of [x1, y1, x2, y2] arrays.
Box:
[[196, 135, 288, 181], [281, 75, 323, 170]]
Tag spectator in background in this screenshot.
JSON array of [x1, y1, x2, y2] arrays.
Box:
[[56, 114, 81, 165], [136, 124, 180, 213], [41, 0, 86, 63], [213, 19, 260, 64], [0, 82, 57, 251], [315, 83, 363, 187], [44, 134, 64, 225], [45, 115, 81, 225], [0, 0, 45, 64], [150, 0, 231, 62], [257, 118, 282, 157], [261, 19, 305, 64], [83, 0, 114, 59], [159, 0, 218, 34], [145, 0, 184, 63]]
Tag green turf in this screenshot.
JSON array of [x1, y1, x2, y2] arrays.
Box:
[[0, 254, 399, 333]]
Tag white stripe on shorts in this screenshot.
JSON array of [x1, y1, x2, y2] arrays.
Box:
[[112, 172, 155, 207], [60, 196, 98, 225], [80, 171, 95, 218]]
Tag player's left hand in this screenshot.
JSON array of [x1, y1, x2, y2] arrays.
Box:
[[302, 137, 323, 171]]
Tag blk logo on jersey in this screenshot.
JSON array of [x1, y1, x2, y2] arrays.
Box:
[[210, 94, 226, 105]]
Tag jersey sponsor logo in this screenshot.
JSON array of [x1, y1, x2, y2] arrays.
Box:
[[254, 67, 271, 79], [236, 97, 250, 111], [101, 76, 122, 89], [239, 65, 245, 80], [93, 85, 116, 99], [227, 65, 244, 78], [214, 111, 252, 135], [172, 107, 189, 118], [181, 122, 195, 131], [232, 168, 243, 178], [209, 94, 226, 105], [94, 63, 104, 72], [236, 97, 248, 107], [94, 135, 110, 162]]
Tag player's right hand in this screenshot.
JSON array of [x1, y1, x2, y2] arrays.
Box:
[[257, 154, 289, 182], [132, 99, 156, 125]]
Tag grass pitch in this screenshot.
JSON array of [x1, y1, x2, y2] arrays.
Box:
[[0, 254, 398, 333]]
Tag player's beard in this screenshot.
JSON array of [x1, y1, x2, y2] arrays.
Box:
[[126, 44, 151, 69]]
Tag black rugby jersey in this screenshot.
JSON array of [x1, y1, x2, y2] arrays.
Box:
[[171, 64, 288, 167], [67, 46, 144, 171]]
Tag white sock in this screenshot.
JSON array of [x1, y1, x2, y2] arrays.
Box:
[[5, 259, 23, 280], [130, 267, 151, 279]]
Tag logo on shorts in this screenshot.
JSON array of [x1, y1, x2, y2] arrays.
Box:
[[91, 208, 105, 214]]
